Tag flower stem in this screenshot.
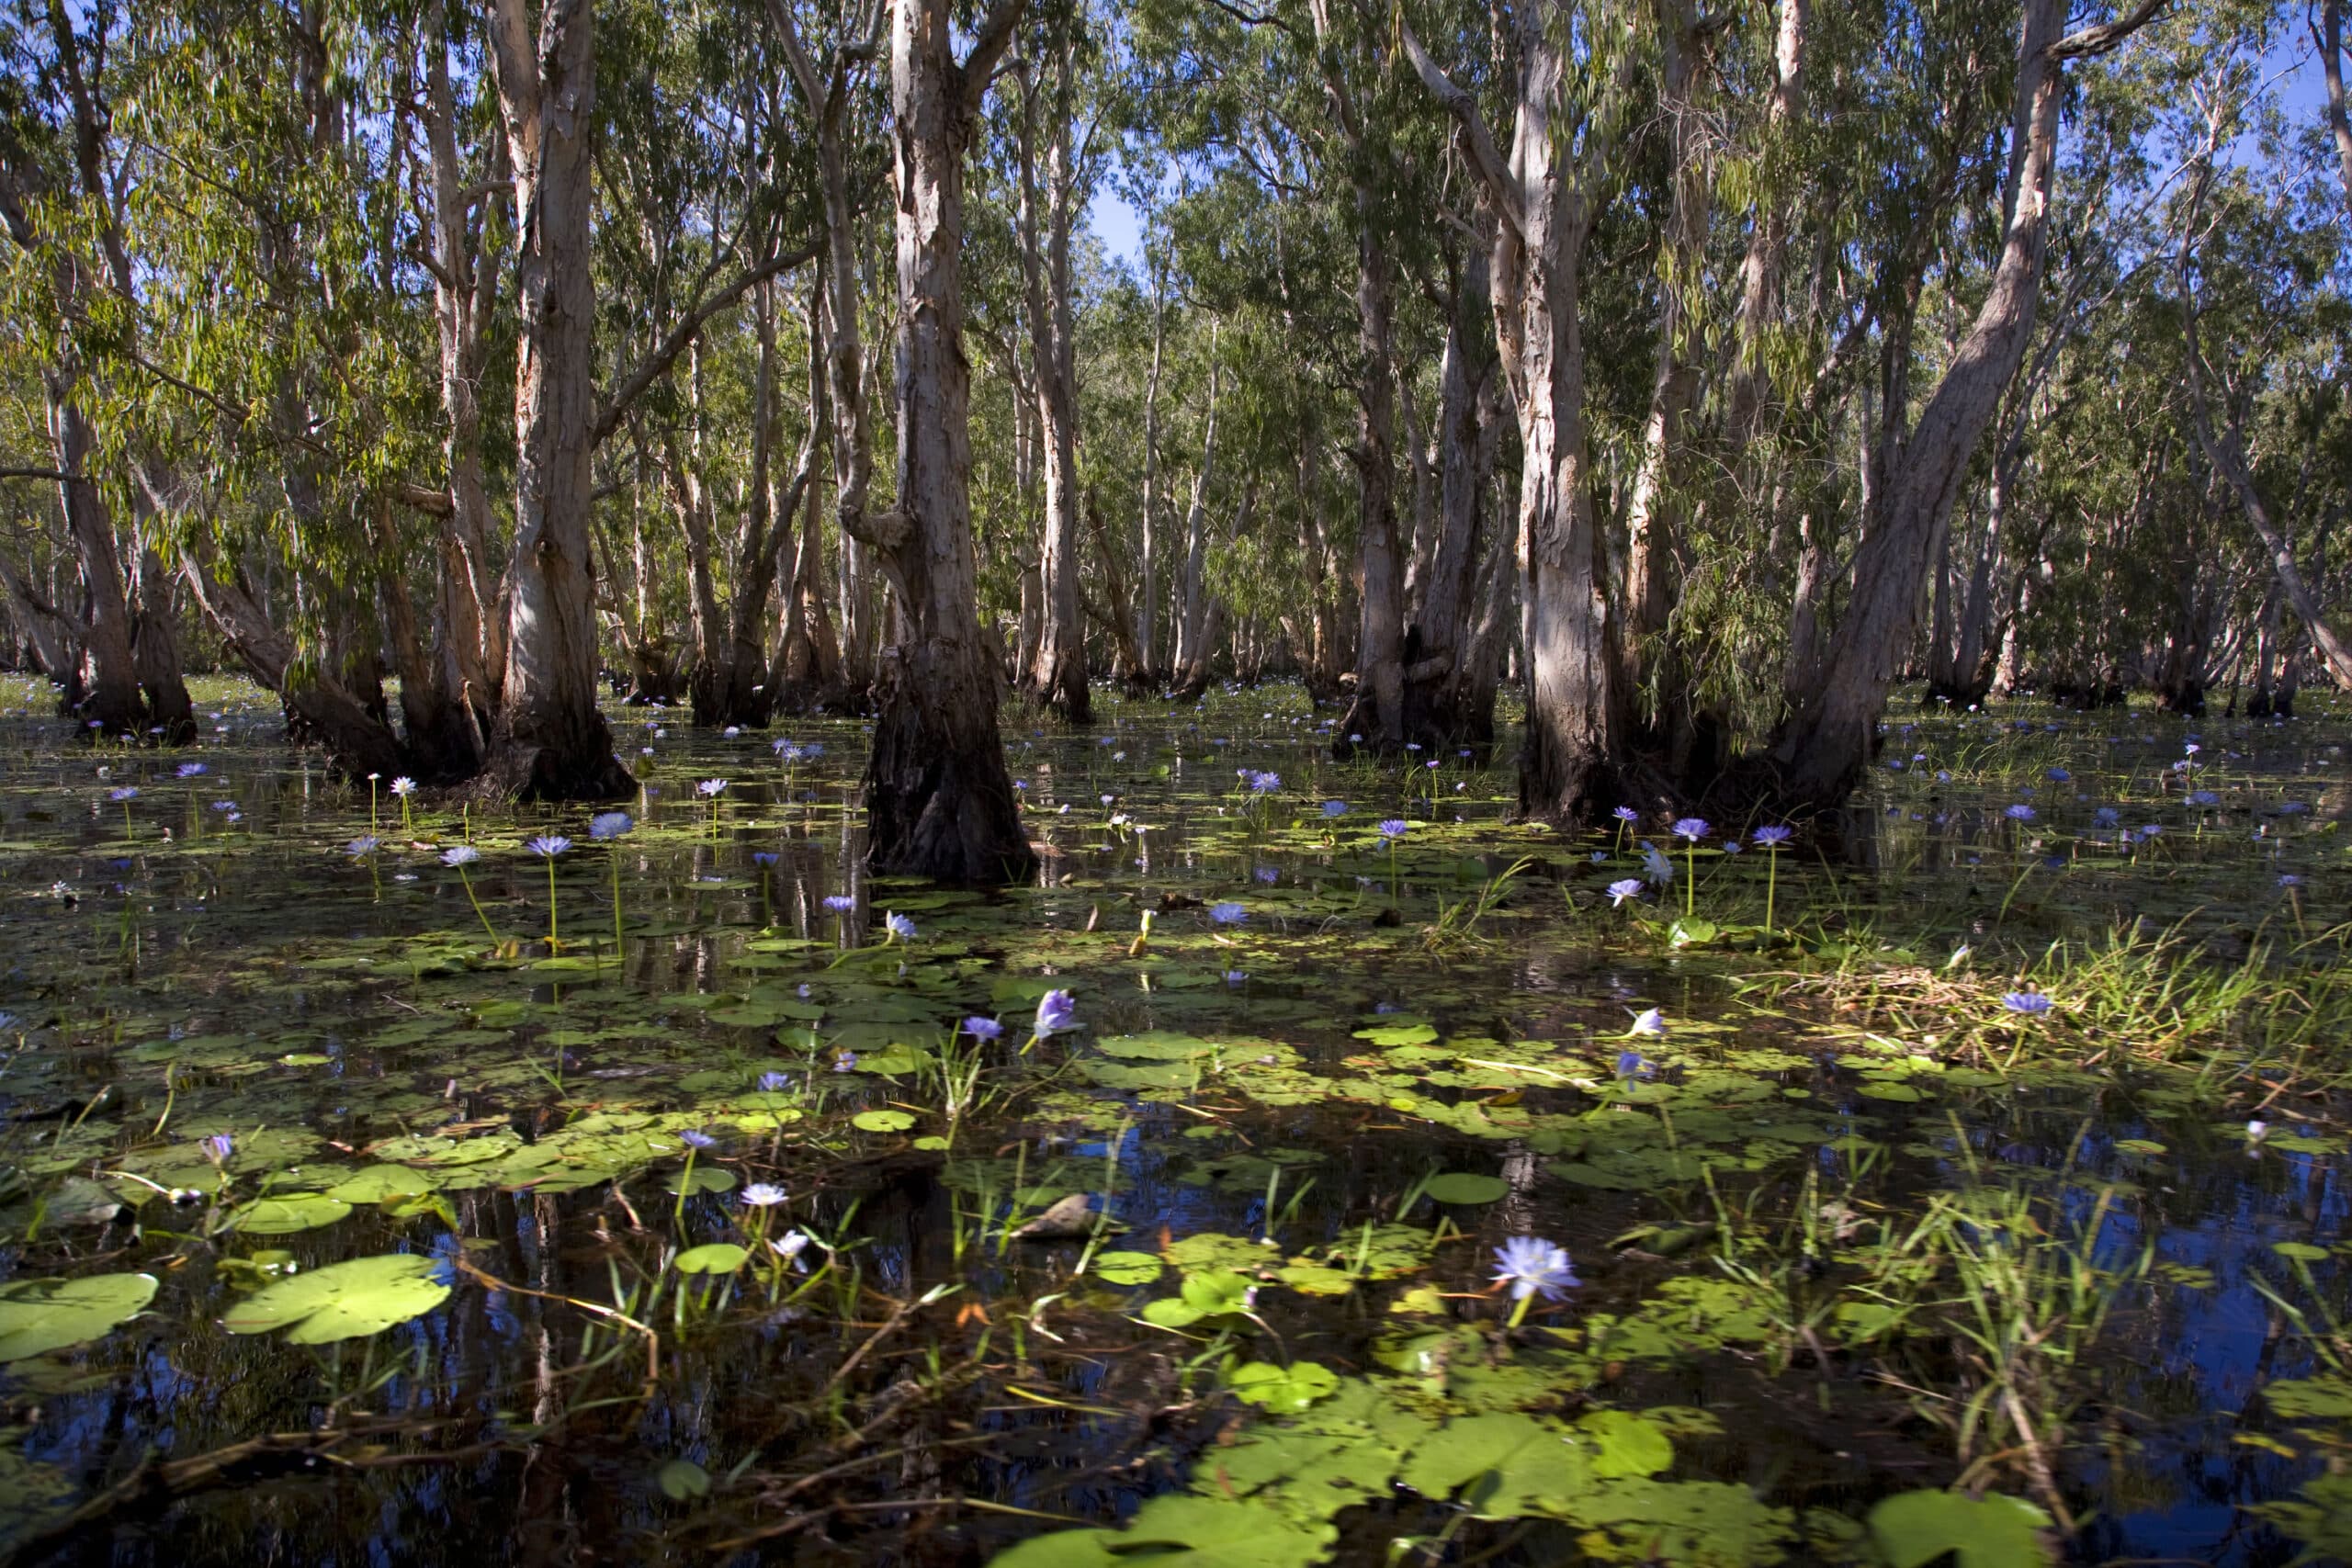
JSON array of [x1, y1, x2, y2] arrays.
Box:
[[458, 866, 500, 945], [610, 849, 626, 964]]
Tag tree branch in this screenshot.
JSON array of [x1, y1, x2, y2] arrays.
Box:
[[2048, 0, 2166, 62], [1396, 14, 1524, 243], [763, 0, 828, 112], [593, 243, 819, 448], [960, 0, 1029, 118]]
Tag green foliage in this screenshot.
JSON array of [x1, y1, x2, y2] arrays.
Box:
[[0, 1272, 157, 1361], [220, 1253, 451, 1344]]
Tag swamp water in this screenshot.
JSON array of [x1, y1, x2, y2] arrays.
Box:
[[1, 677, 2350, 1566]]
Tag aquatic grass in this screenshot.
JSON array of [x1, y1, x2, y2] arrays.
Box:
[[1420, 855, 1532, 955]]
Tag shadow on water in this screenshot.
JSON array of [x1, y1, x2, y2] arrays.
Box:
[[0, 677, 2347, 1564]]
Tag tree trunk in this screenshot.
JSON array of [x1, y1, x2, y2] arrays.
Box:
[[179, 547, 408, 778], [425, 0, 504, 766], [486, 0, 632, 798], [1623, 0, 1711, 687], [1315, 0, 1406, 758], [1016, 43, 1090, 721], [1136, 252, 1167, 682], [1085, 491, 1148, 682], [1404, 2, 1639, 825], [857, 0, 1035, 884], [1175, 485, 1247, 702], [0, 8, 183, 742], [768, 0, 885, 705], [1724, 0, 1807, 446], [1768, 0, 2142, 809], [44, 387, 144, 736], [1400, 235, 1502, 746], [0, 548, 85, 705], [1172, 344, 1220, 682], [2179, 157, 2352, 691]]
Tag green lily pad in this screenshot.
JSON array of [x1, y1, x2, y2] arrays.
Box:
[[222, 1253, 452, 1344], [657, 1458, 711, 1499], [1577, 1409, 1674, 1478], [325, 1165, 443, 1203], [1141, 1269, 1254, 1328], [673, 1243, 749, 1275], [852, 1109, 917, 1133], [663, 1166, 737, 1196], [1422, 1171, 1510, 1204], [0, 1272, 157, 1361], [1227, 1359, 1340, 1411], [1091, 1251, 1163, 1285], [1868, 1489, 2053, 1568], [232, 1194, 355, 1235]]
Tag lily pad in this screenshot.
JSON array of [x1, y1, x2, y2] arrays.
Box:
[[1422, 1171, 1510, 1205], [232, 1193, 354, 1235], [1227, 1359, 1340, 1412], [222, 1253, 452, 1344], [1868, 1489, 2053, 1568], [0, 1272, 158, 1361], [1091, 1251, 1164, 1285], [673, 1243, 750, 1275]]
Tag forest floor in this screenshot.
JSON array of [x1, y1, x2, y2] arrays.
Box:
[[0, 674, 2347, 1567]]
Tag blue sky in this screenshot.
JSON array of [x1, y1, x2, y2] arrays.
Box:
[[1088, 188, 1148, 270]]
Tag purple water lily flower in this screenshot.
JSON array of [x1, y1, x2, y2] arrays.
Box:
[[1492, 1236, 1581, 1303], [1034, 989, 1079, 1036]]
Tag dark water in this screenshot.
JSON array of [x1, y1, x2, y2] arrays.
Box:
[[1, 675, 2347, 1566]]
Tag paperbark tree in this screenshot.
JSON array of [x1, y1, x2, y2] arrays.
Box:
[[1766, 0, 2165, 810], [854, 0, 1036, 882], [419, 0, 507, 773], [1315, 0, 1408, 758], [1014, 28, 1091, 721], [2177, 114, 2352, 692], [0, 5, 194, 741], [483, 0, 632, 796], [1403, 0, 1640, 825], [767, 0, 887, 705], [1622, 0, 1714, 696]]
